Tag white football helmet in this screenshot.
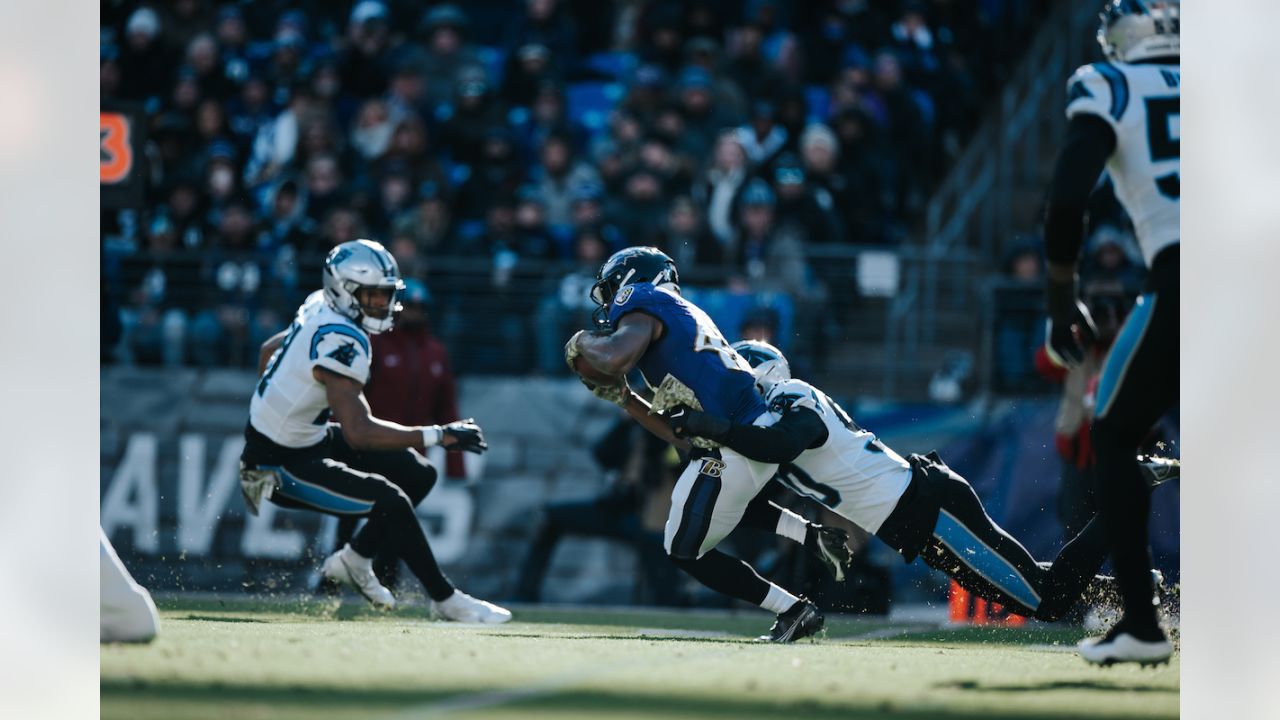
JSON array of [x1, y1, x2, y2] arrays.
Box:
[[731, 340, 791, 396], [322, 239, 405, 335], [1097, 0, 1179, 63]]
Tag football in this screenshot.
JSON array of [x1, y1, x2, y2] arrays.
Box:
[[573, 353, 621, 387]]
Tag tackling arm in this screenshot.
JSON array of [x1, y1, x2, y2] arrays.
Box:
[[670, 405, 828, 464]]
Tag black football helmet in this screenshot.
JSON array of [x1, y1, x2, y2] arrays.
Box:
[[588, 246, 679, 332]]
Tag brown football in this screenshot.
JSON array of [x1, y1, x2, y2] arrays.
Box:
[[573, 354, 621, 387]]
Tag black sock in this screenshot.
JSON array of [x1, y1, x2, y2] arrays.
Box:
[[1094, 426, 1158, 627], [669, 549, 773, 606], [1035, 517, 1109, 621]]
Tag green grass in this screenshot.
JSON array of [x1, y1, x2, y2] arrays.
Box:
[[101, 597, 1178, 720]]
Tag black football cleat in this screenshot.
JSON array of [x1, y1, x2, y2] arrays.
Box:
[[759, 599, 825, 643], [805, 525, 854, 583], [1138, 455, 1179, 488], [1079, 617, 1172, 667]]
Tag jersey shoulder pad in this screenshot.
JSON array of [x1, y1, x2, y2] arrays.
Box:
[[606, 282, 670, 323], [1065, 63, 1130, 125], [766, 379, 821, 415], [309, 321, 371, 382]]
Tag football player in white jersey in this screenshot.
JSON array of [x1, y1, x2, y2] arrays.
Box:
[[1041, 0, 1178, 665], [669, 341, 1166, 626], [240, 239, 511, 623]]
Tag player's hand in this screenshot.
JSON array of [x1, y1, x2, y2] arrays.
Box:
[[564, 330, 585, 371], [667, 404, 732, 443], [1044, 274, 1098, 368], [1044, 302, 1098, 368], [441, 418, 488, 454], [581, 376, 628, 407]]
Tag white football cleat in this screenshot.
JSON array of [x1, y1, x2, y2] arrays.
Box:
[[322, 544, 396, 610], [434, 589, 512, 624], [1079, 623, 1172, 667]]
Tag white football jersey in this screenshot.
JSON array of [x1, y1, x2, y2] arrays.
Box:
[[762, 379, 912, 534], [1065, 61, 1180, 267], [248, 290, 372, 448]]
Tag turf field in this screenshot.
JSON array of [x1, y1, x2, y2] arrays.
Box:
[[101, 596, 1178, 719]]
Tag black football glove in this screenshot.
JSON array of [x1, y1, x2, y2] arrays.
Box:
[[1044, 274, 1098, 368], [667, 404, 732, 443], [442, 418, 488, 454]]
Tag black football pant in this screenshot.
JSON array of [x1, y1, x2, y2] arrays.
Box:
[[243, 424, 453, 601], [1090, 247, 1179, 628], [882, 454, 1107, 621]]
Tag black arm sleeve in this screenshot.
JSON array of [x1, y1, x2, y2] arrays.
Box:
[[720, 408, 829, 464], [1044, 114, 1117, 266]]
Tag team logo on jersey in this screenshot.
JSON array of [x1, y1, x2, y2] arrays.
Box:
[[327, 341, 359, 367], [613, 285, 635, 306], [698, 458, 725, 478]]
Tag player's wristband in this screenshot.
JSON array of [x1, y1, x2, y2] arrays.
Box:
[[421, 425, 445, 449]]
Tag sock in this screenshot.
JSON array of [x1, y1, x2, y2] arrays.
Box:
[[761, 584, 801, 614], [775, 508, 809, 544]]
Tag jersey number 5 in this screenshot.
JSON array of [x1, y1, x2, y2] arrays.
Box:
[[1145, 96, 1179, 199]]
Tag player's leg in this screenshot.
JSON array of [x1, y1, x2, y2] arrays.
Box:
[[903, 456, 1049, 618], [100, 528, 160, 643], [664, 450, 823, 641], [1083, 284, 1178, 663], [738, 487, 855, 582]]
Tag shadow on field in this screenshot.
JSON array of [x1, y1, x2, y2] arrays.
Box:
[[101, 679, 1170, 720], [479, 632, 753, 645], [181, 615, 269, 624], [937, 678, 1176, 694]]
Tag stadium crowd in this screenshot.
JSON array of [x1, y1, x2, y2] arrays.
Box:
[[101, 0, 1052, 371]]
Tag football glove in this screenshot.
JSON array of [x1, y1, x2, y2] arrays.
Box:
[[667, 404, 732, 444], [1044, 274, 1098, 368], [563, 329, 585, 371], [442, 419, 488, 454], [581, 377, 629, 407], [239, 462, 281, 517]]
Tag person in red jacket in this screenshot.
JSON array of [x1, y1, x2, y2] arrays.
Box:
[[365, 279, 466, 479], [328, 278, 466, 590]]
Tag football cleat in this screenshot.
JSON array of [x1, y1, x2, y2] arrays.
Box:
[[1138, 455, 1179, 488], [434, 589, 513, 624], [759, 599, 825, 643], [804, 525, 854, 583], [322, 544, 396, 610], [1079, 619, 1172, 667]]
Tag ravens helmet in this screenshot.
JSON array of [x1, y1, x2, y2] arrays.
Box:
[[1098, 0, 1179, 63], [731, 339, 791, 395], [588, 246, 679, 331]]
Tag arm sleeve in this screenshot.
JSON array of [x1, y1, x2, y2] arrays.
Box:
[[1044, 114, 1117, 266], [721, 407, 828, 464]]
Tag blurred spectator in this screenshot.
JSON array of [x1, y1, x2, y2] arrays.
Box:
[[725, 21, 785, 102], [770, 153, 843, 245], [303, 154, 347, 227], [410, 3, 487, 110], [365, 279, 466, 478], [535, 227, 609, 374], [799, 124, 853, 242], [340, 1, 394, 99], [504, 0, 578, 78], [675, 66, 737, 160], [117, 212, 202, 366], [455, 127, 527, 221], [440, 67, 508, 170], [734, 100, 788, 169], [533, 132, 602, 229], [993, 241, 1047, 393], [393, 181, 455, 257], [692, 130, 749, 256], [514, 186, 559, 259], [118, 8, 174, 104], [655, 196, 720, 271], [608, 169, 667, 248], [683, 37, 747, 119], [503, 43, 560, 110], [830, 107, 895, 243]]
